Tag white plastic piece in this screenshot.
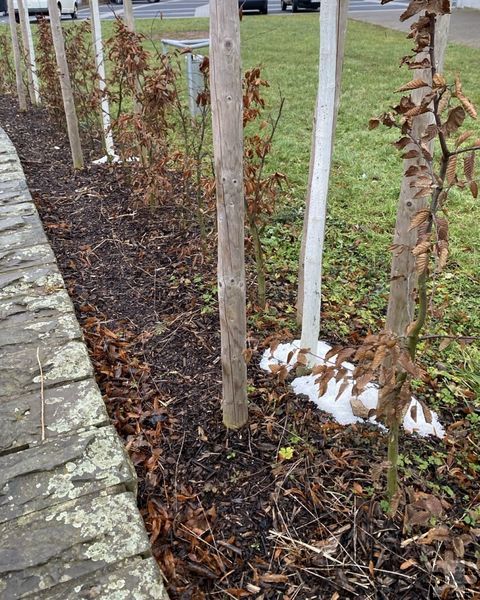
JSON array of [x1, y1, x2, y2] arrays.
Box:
[[260, 340, 445, 438]]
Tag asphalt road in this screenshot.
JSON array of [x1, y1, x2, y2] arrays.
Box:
[[1, 0, 411, 23]]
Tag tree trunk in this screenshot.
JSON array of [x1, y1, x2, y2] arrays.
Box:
[[7, 0, 27, 111], [385, 15, 450, 337], [17, 0, 40, 106], [123, 0, 135, 32], [300, 0, 346, 362], [90, 0, 115, 158], [47, 0, 84, 170], [296, 0, 348, 326], [210, 0, 248, 429]]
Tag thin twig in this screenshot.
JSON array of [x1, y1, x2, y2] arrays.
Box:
[[36, 347, 45, 441], [420, 334, 479, 342]]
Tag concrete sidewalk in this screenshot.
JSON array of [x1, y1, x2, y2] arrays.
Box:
[[350, 7, 480, 48]]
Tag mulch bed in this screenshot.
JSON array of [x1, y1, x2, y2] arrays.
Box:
[[1, 98, 478, 600]]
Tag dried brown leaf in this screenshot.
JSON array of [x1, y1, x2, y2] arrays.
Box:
[[422, 123, 438, 143], [405, 165, 420, 177], [418, 526, 450, 545], [393, 136, 411, 149], [415, 253, 429, 274], [438, 90, 451, 114], [464, 152, 475, 181], [446, 155, 457, 185], [350, 396, 371, 419], [444, 106, 466, 136], [396, 78, 429, 92], [335, 379, 350, 401], [432, 73, 446, 88], [436, 217, 448, 241], [470, 180, 478, 199], [414, 186, 432, 199], [404, 104, 430, 119], [456, 92, 478, 119], [455, 130, 473, 147], [402, 149, 420, 159]]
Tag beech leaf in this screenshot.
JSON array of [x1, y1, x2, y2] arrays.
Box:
[[444, 106, 466, 136], [396, 78, 429, 92]]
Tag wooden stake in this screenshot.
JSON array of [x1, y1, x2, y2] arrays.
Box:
[[17, 0, 41, 106], [385, 15, 450, 337], [300, 0, 346, 362], [7, 0, 27, 111], [47, 0, 84, 170], [296, 0, 348, 326], [210, 0, 248, 429], [90, 0, 115, 158], [123, 0, 135, 32]]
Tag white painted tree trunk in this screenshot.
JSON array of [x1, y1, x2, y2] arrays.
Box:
[[297, 0, 348, 325], [300, 0, 344, 363], [90, 0, 115, 158], [210, 0, 248, 429], [17, 0, 41, 106], [47, 0, 84, 170], [385, 15, 450, 337], [7, 0, 27, 111], [123, 0, 135, 31]]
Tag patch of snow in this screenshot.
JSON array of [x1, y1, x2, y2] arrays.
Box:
[[260, 340, 445, 439], [92, 154, 120, 165]]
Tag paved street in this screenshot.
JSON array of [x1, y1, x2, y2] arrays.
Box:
[[2, 0, 477, 48], [75, 0, 411, 20], [1, 0, 412, 23]]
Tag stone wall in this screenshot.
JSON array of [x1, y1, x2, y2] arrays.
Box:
[[0, 126, 168, 599]]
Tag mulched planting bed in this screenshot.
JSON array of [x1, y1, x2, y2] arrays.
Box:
[[1, 98, 478, 599]]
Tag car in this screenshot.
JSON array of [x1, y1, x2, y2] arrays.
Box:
[[281, 0, 320, 11], [12, 0, 79, 21], [238, 0, 268, 15]]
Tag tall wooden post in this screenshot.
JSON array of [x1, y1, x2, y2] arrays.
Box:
[[47, 0, 84, 170], [385, 16, 450, 337], [7, 0, 27, 111], [210, 0, 248, 429], [90, 0, 115, 158], [300, 0, 346, 363], [297, 0, 348, 325], [17, 0, 41, 106], [123, 0, 135, 32]]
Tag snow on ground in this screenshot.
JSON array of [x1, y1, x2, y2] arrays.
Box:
[[92, 154, 120, 165], [260, 340, 445, 438]]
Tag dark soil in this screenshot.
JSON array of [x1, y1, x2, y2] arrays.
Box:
[[1, 98, 478, 600]]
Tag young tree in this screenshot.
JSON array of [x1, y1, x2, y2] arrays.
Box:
[[210, 0, 248, 429], [47, 0, 84, 169], [368, 0, 478, 503], [300, 0, 347, 363], [6, 0, 27, 111], [17, 0, 41, 106]]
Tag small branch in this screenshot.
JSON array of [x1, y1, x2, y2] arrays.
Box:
[[420, 334, 480, 342], [450, 144, 480, 157], [36, 347, 46, 441]]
